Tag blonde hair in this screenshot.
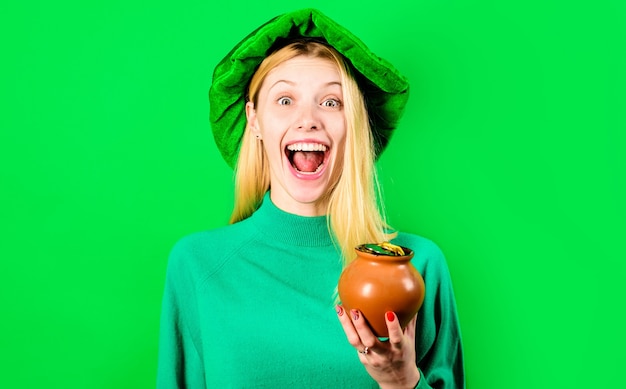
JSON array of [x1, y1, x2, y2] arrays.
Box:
[[230, 41, 395, 266]]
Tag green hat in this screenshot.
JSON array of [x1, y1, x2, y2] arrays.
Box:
[[209, 8, 410, 168]]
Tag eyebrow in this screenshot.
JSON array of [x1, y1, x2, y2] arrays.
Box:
[[268, 80, 342, 90]]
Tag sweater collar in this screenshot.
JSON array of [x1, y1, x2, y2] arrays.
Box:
[[250, 192, 335, 247]]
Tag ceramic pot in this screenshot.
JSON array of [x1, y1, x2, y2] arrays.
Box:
[[337, 244, 425, 337]]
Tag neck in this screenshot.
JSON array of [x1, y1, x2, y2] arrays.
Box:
[[269, 191, 329, 217]]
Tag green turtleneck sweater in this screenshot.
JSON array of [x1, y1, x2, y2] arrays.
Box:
[[157, 194, 464, 388]]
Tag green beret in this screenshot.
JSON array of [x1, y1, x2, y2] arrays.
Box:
[[209, 8, 410, 168]]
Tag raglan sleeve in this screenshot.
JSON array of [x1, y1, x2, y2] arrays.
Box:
[[156, 239, 206, 389], [412, 240, 465, 389]]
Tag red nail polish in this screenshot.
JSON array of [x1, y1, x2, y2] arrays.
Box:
[[351, 309, 360, 321], [336, 305, 344, 316], [386, 311, 395, 322]]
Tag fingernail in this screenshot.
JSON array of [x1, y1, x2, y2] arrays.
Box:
[[386, 311, 395, 322], [335, 305, 344, 316], [351, 309, 360, 321]]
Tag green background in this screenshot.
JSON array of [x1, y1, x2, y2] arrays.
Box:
[[1, 0, 624, 388]]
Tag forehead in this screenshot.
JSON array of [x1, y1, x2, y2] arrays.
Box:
[[265, 55, 341, 83]]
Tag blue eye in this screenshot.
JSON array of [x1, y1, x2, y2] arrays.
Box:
[[322, 99, 341, 108], [278, 97, 292, 105]]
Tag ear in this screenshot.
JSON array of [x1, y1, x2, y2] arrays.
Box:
[[245, 101, 261, 138]]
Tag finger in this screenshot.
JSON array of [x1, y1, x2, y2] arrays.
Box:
[[350, 309, 378, 349], [335, 305, 363, 349], [385, 311, 405, 347], [403, 313, 418, 339]]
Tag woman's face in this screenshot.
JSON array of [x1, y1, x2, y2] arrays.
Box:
[[246, 55, 346, 216]]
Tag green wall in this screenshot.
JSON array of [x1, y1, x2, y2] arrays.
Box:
[[1, 1, 624, 387]]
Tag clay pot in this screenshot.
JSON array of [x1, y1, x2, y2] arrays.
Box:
[[337, 244, 425, 337]]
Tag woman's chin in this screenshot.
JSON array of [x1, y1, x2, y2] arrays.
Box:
[[289, 187, 329, 207], [268, 162, 336, 215]]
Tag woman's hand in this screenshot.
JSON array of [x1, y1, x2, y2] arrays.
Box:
[[336, 306, 420, 389]]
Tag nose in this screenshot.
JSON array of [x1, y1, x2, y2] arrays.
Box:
[[296, 104, 320, 131]]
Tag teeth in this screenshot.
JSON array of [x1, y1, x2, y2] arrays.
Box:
[[286, 142, 328, 152], [296, 163, 324, 175]]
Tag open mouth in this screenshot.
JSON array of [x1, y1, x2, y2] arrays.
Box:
[[285, 142, 328, 174]]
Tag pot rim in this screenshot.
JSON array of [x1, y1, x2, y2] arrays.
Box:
[[354, 244, 414, 260]]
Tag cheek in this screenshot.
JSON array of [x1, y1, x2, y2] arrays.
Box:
[[334, 124, 348, 148], [335, 139, 347, 162], [258, 111, 288, 136], [335, 115, 348, 139], [257, 126, 284, 158]]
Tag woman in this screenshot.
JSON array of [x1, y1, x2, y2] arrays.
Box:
[[157, 9, 464, 388]]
